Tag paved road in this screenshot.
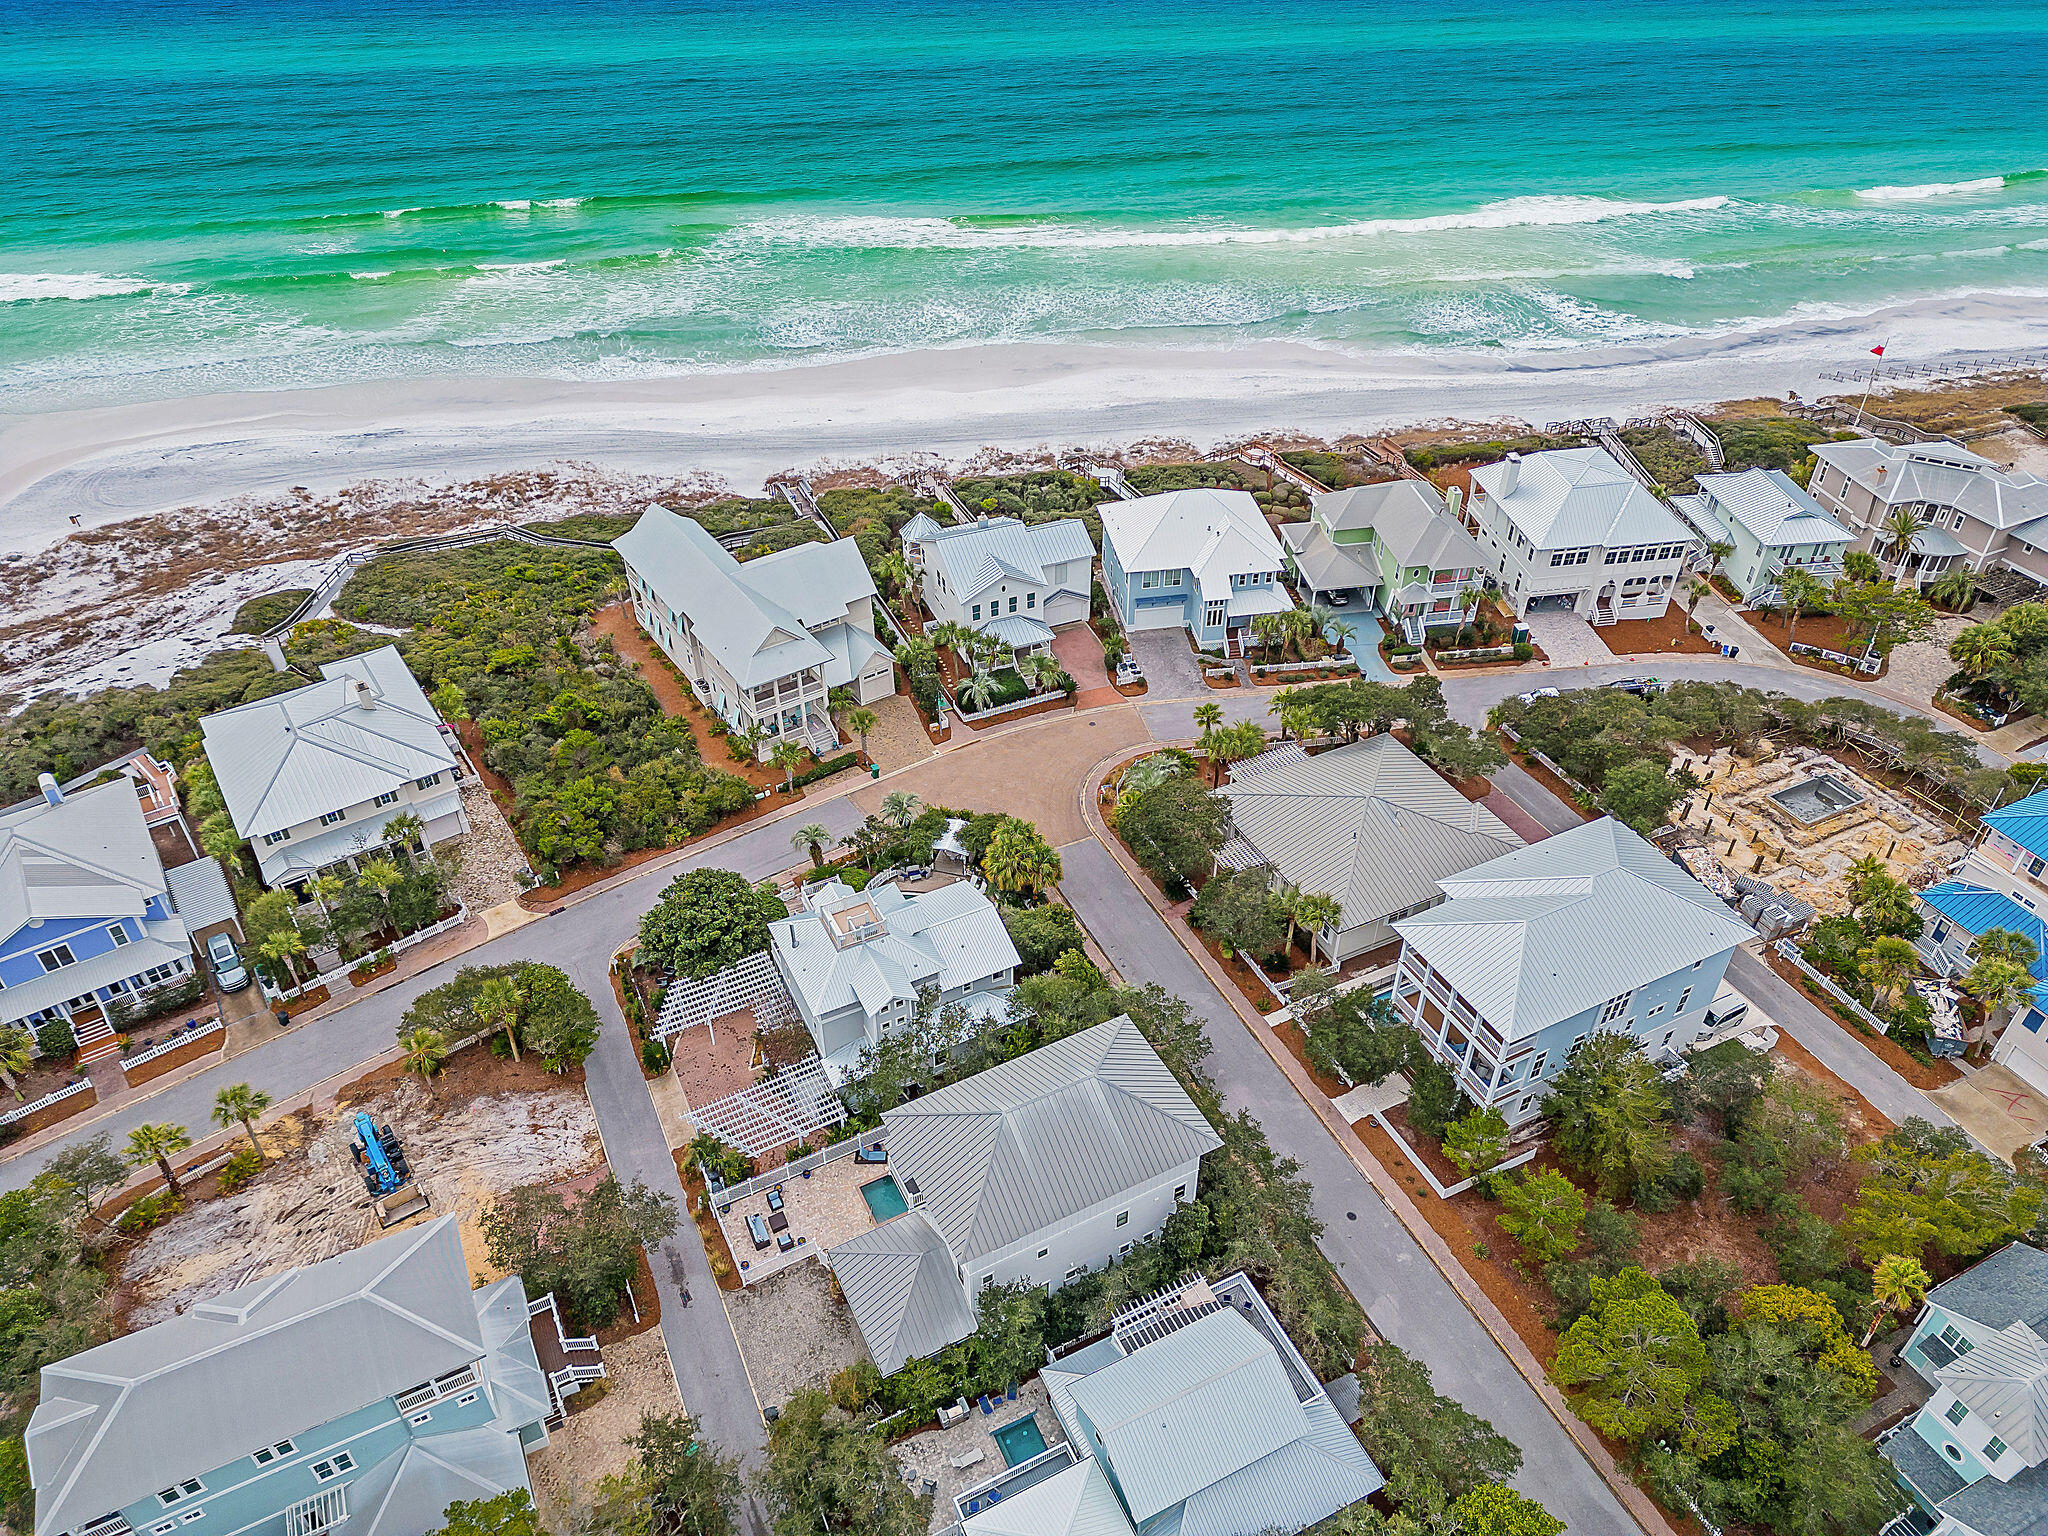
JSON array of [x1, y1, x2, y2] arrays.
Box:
[[1058, 836, 1638, 1535]]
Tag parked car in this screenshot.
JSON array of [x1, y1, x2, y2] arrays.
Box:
[[1327, 591, 1351, 607], [205, 931, 249, 991], [1517, 686, 1561, 705], [1115, 656, 1144, 684]]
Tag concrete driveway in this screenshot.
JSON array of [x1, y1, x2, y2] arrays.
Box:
[[1929, 1061, 2048, 1162], [1126, 627, 1208, 700]]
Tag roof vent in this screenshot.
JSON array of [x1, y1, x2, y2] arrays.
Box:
[[37, 772, 63, 807], [1498, 453, 1522, 496]]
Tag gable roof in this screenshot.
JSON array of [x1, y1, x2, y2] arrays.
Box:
[[771, 877, 1019, 1024], [1394, 816, 1755, 1038], [914, 516, 1097, 603], [1469, 446, 1695, 551], [1312, 481, 1486, 570], [1219, 737, 1521, 935], [1689, 467, 1852, 549], [1937, 1320, 2048, 1465], [1986, 789, 2048, 864], [1919, 885, 2048, 1010], [1813, 438, 2048, 533], [0, 780, 166, 941], [962, 1456, 1135, 1536], [881, 1017, 1221, 1263], [823, 1212, 979, 1374], [1099, 490, 1284, 598], [28, 1218, 483, 1536], [198, 646, 457, 838], [1929, 1243, 2048, 1339]]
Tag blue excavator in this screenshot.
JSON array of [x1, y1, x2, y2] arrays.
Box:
[[351, 1111, 431, 1226]]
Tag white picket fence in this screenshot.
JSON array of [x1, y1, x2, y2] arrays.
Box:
[[261, 905, 468, 1002], [120, 1016, 226, 1074], [0, 1079, 93, 1129]]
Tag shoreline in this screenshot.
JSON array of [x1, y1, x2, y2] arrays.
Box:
[[7, 287, 2048, 551]]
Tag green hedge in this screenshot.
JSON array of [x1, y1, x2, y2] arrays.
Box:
[[793, 751, 860, 787]]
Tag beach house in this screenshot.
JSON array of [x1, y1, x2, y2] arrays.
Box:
[[1279, 481, 1490, 644], [1216, 737, 1522, 965], [1877, 1240, 2048, 1536], [956, 1270, 1382, 1536], [1914, 788, 2048, 1096], [1809, 438, 2048, 590], [770, 874, 1020, 1084], [824, 1017, 1221, 1373], [25, 1216, 602, 1536], [900, 513, 1096, 656], [199, 646, 468, 894], [1468, 446, 1699, 624], [0, 775, 198, 1062], [1670, 467, 1854, 604], [1392, 817, 1756, 1126], [1098, 488, 1291, 655], [614, 505, 895, 760]]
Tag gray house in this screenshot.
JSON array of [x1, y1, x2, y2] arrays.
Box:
[[1809, 437, 2048, 590], [826, 1017, 1221, 1373], [1217, 737, 1521, 964], [26, 1217, 599, 1536]]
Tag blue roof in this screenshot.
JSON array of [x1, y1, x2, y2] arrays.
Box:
[[1985, 788, 2048, 862], [1920, 882, 2048, 1006]]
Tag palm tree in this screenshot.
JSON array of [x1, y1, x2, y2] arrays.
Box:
[[875, 551, 916, 613], [769, 739, 806, 793], [1324, 618, 1358, 656], [1019, 651, 1064, 693], [125, 1122, 193, 1195], [1685, 576, 1713, 622], [1291, 892, 1344, 962], [1704, 538, 1735, 577], [399, 1026, 448, 1081], [1948, 623, 2014, 678], [0, 1025, 32, 1099], [381, 808, 426, 864], [1303, 602, 1336, 646], [1251, 612, 1288, 661], [791, 823, 833, 868], [957, 671, 1000, 713], [1211, 721, 1267, 786], [1879, 506, 1922, 589], [478, 974, 523, 1061], [212, 1083, 272, 1158], [1861, 1254, 1931, 1346], [306, 873, 346, 915], [1777, 567, 1827, 649], [200, 815, 242, 866], [1193, 702, 1224, 735], [848, 707, 877, 756], [983, 822, 1064, 897], [258, 927, 308, 993], [880, 789, 922, 828], [359, 856, 404, 932], [1930, 564, 1978, 613], [1858, 936, 1920, 1012]]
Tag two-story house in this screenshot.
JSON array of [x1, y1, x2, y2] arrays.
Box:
[[1468, 446, 1699, 624], [199, 646, 467, 894], [1809, 437, 2048, 590], [954, 1270, 1383, 1536], [1879, 1240, 2048, 1536], [769, 875, 1020, 1084], [1392, 816, 1756, 1127], [614, 505, 895, 760], [1280, 481, 1490, 643], [0, 775, 198, 1062], [825, 1017, 1222, 1373], [1099, 488, 1292, 655], [26, 1216, 602, 1536], [1915, 788, 2048, 1096], [1670, 467, 1854, 604], [900, 514, 1096, 655]]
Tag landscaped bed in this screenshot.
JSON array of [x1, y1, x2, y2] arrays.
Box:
[[1599, 605, 1724, 656]]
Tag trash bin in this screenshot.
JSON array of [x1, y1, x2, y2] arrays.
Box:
[[870, 763, 881, 779]]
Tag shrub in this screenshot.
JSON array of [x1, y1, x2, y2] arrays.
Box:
[[217, 1147, 263, 1194], [119, 1191, 182, 1233], [640, 1037, 672, 1074], [34, 1020, 73, 1061], [1512, 641, 1534, 661], [1406, 1059, 1463, 1140]]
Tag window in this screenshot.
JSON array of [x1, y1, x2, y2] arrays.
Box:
[[252, 1440, 296, 1466], [1945, 1399, 1969, 1426], [1527, 1051, 1548, 1080], [1116, 1211, 1129, 1228], [1944, 1443, 1963, 1463], [158, 1480, 205, 1507], [264, 827, 292, 844], [180, 1513, 204, 1526], [1519, 1094, 1537, 1115], [1026, 592, 1035, 609], [109, 923, 130, 946], [1205, 600, 1226, 628], [1939, 1324, 1974, 1356], [1008, 596, 1018, 613], [1141, 570, 1162, 589], [1599, 991, 1633, 1024], [1604, 551, 1620, 565], [152, 1522, 177, 1534], [1117, 1241, 1134, 1257], [971, 604, 981, 620], [456, 1391, 480, 1406], [372, 790, 400, 808], [310, 1453, 356, 1482], [1064, 1264, 1087, 1281], [415, 773, 441, 790], [319, 809, 346, 826], [1174, 1184, 1187, 1202], [1985, 1436, 2006, 1462], [1552, 552, 1567, 567], [37, 945, 76, 973], [407, 1409, 434, 1426], [1676, 987, 1692, 1013], [1038, 1248, 1049, 1259]]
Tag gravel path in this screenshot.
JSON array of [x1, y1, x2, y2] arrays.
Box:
[[1881, 612, 1971, 709], [449, 773, 534, 912]]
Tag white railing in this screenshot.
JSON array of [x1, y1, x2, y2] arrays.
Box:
[[0, 1079, 93, 1128], [261, 903, 468, 1002], [119, 1016, 225, 1074], [283, 1485, 348, 1536], [711, 1127, 877, 1208], [954, 688, 1069, 725]]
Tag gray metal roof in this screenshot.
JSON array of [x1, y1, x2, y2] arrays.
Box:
[[1394, 816, 1756, 1039], [28, 1217, 484, 1536], [162, 857, 238, 933], [771, 877, 1019, 1024], [1469, 446, 1695, 551], [1099, 490, 1284, 590], [1813, 437, 2048, 534], [1310, 481, 1486, 571], [1690, 468, 1852, 550], [198, 646, 457, 839], [881, 1017, 1221, 1263], [912, 516, 1096, 603], [961, 1455, 1135, 1536], [351, 1425, 533, 1536], [824, 1211, 979, 1374], [1220, 737, 1521, 938], [0, 779, 166, 939], [1279, 521, 1376, 593], [1937, 1322, 2048, 1463], [1929, 1243, 2048, 1336]]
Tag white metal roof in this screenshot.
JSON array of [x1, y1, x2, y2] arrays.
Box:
[[881, 1017, 1221, 1263], [771, 877, 1019, 1025], [1469, 446, 1695, 551], [162, 857, 238, 933], [198, 647, 457, 840], [985, 614, 1058, 649], [961, 1456, 1135, 1536], [1814, 437, 2048, 533], [823, 1211, 979, 1374], [1099, 489, 1284, 588], [1691, 468, 1852, 549], [1219, 736, 1521, 937], [1394, 816, 1755, 1039], [0, 779, 166, 940], [913, 516, 1096, 603], [1935, 1321, 2048, 1465]]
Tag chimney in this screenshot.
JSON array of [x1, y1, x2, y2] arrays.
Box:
[[261, 636, 289, 672], [1446, 485, 1464, 519], [37, 772, 63, 807], [354, 679, 377, 710], [1498, 452, 1522, 496]]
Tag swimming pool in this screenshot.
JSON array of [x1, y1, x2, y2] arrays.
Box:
[[991, 1413, 1047, 1467], [860, 1174, 908, 1222]]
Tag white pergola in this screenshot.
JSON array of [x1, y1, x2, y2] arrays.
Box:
[[654, 950, 797, 1042], [688, 1055, 847, 1158]]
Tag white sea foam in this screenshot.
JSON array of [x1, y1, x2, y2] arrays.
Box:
[[495, 199, 532, 210], [539, 197, 585, 209], [476, 259, 568, 273], [348, 270, 394, 281], [1855, 175, 2008, 202], [0, 272, 170, 303], [383, 207, 421, 218]]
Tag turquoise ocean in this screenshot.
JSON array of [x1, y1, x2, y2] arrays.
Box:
[[5, 0, 2048, 414]]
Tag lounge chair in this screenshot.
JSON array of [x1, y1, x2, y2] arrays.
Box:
[[776, 1230, 796, 1253]]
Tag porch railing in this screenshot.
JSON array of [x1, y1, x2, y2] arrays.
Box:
[[283, 1485, 348, 1536]]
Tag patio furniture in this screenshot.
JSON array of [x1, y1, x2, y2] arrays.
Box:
[[776, 1230, 796, 1253], [979, 1395, 993, 1415], [766, 1186, 785, 1213], [856, 1144, 887, 1165], [747, 1214, 771, 1250], [768, 1210, 789, 1233], [1006, 1384, 1017, 1402], [948, 1450, 986, 1471]]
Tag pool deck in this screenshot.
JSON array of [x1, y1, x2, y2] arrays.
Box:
[[714, 1148, 892, 1287], [890, 1376, 1069, 1531]]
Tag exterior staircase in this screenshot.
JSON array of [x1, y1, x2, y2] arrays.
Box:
[[1592, 604, 1619, 628], [71, 1014, 123, 1065]]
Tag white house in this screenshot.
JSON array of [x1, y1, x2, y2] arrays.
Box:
[[769, 875, 1019, 1084], [1392, 817, 1756, 1126], [1670, 467, 1854, 604], [824, 1017, 1222, 1373], [1098, 488, 1292, 655], [1809, 437, 2048, 590], [1468, 446, 1699, 623], [1217, 737, 1522, 964], [613, 506, 895, 760], [199, 646, 467, 893], [901, 514, 1096, 654]]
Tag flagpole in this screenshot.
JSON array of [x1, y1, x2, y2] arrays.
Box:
[[1855, 336, 1891, 428]]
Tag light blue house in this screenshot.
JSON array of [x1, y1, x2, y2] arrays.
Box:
[[1099, 488, 1291, 656], [1, 774, 196, 1063], [1670, 467, 1853, 605], [26, 1216, 602, 1536], [1878, 1241, 2048, 1535], [1392, 817, 1756, 1126]]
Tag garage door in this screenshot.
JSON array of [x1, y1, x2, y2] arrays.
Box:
[[1045, 592, 1090, 627], [1129, 598, 1186, 631]]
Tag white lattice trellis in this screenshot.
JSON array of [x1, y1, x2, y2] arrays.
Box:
[[689, 1055, 847, 1157], [654, 950, 797, 1041]]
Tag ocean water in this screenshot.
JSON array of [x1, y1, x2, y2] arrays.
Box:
[[4, 0, 2048, 412]]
